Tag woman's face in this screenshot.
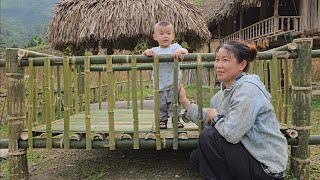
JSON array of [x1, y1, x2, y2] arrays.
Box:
[[214, 48, 247, 88]]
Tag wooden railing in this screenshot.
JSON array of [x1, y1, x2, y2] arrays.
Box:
[[222, 16, 301, 45]]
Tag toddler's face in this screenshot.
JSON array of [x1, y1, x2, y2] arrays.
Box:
[[153, 25, 175, 48]]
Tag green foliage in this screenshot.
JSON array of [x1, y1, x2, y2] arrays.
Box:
[[0, 0, 59, 48], [133, 39, 148, 55], [0, 124, 8, 139]]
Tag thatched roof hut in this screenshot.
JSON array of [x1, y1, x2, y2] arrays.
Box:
[[204, 0, 260, 27], [46, 0, 211, 54]]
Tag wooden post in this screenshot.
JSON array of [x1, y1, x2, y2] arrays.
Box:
[[291, 38, 312, 180], [6, 48, 29, 179], [260, 0, 268, 20], [311, 0, 318, 29], [273, 0, 279, 33], [239, 10, 243, 40], [299, 0, 309, 33]]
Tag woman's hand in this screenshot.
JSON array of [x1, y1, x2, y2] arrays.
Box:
[[179, 85, 191, 110], [205, 108, 219, 125]]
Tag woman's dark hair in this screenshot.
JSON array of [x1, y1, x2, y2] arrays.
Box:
[[215, 41, 257, 72]]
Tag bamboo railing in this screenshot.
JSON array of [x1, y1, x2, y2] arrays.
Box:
[[1, 39, 320, 179]]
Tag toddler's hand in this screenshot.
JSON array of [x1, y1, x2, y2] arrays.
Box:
[[144, 49, 155, 57], [172, 49, 184, 60]]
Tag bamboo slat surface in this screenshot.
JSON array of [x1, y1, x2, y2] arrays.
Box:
[[32, 109, 199, 137]]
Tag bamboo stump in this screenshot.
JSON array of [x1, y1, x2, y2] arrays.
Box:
[[6, 48, 29, 179]]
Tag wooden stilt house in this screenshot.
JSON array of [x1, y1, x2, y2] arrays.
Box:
[[204, 0, 320, 49]]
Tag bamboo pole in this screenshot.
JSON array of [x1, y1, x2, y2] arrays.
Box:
[[90, 63, 214, 71], [41, 71, 45, 125], [107, 56, 115, 150], [33, 67, 38, 125], [248, 61, 254, 74], [2, 136, 320, 150], [139, 70, 144, 110], [20, 52, 305, 67], [258, 60, 264, 80], [0, 58, 5, 67], [153, 55, 161, 150], [27, 58, 34, 149], [56, 65, 62, 119], [18, 49, 54, 58], [277, 59, 282, 123], [50, 66, 55, 121], [209, 67, 215, 96], [270, 51, 279, 118], [127, 71, 130, 109], [99, 71, 102, 109], [131, 55, 139, 149], [182, 69, 186, 87], [63, 57, 71, 149], [283, 57, 289, 124], [264, 61, 269, 91], [291, 38, 312, 180], [79, 66, 84, 112], [196, 54, 203, 131], [6, 48, 29, 179], [44, 58, 52, 149], [84, 56, 92, 150], [173, 58, 179, 150], [74, 65, 79, 114]]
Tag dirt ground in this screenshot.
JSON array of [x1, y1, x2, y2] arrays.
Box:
[[26, 148, 200, 180]]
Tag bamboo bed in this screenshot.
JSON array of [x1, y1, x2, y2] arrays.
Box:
[[29, 109, 200, 139]]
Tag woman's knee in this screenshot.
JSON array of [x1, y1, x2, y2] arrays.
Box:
[[199, 126, 224, 148], [200, 126, 220, 141]]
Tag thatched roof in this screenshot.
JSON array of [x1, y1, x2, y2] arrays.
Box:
[[204, 0, 260, 27], [46, 0, 211, 52]]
